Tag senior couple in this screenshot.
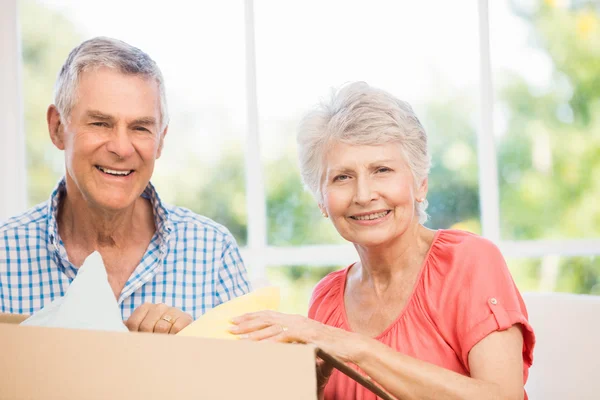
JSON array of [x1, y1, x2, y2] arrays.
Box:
[[0, 37, 534, 400]]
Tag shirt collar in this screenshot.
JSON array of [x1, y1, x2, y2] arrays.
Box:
[[46, 177, 174, 259]]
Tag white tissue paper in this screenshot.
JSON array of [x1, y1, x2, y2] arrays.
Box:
[[21, 251, 128, 332]]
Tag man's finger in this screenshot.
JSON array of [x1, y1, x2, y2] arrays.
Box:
[[154, 307, 181, 334], [169, 313, 193, 334], [138, 303, 169, 332], [125, 303, 152, 332]]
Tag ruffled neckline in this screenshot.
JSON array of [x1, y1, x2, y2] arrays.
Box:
[[336, 229, 444, 339]]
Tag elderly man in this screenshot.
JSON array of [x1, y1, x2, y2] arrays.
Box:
[[0, 37, 250, 333]]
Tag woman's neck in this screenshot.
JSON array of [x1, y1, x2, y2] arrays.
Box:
[[353, 224, 436, 290]]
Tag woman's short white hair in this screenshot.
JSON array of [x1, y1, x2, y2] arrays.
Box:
[[54, 36, 169, 129], [297, 81, 431, 224]]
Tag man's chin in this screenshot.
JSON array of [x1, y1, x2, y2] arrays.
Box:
[[88, 193, 141, 213]]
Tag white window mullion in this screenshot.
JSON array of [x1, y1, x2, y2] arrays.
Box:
[[499, 239, 600, 259], [0, 0, 27, 222], [243, 0, 268, 285], [259, 240, 600, 268], [477, 0, 501, 243]]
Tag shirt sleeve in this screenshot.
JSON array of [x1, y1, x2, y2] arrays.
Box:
[[436, 236, 535, 373], [214, 231, 252, 306]]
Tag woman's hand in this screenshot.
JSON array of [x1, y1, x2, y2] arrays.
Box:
[[316, 357, 335, 398], [229, 310, 363, 364], [230, 311, 343, 398], [125, 303, 193, 334]]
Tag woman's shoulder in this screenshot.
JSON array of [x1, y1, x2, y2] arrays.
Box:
[[425, 229, 507, 284], [316, 267, 347, 289], [308, 266, 350, 320], [433, 229, 503, 261]]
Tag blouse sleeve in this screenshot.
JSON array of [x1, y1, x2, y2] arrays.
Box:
[[435, 235, 535, 373]]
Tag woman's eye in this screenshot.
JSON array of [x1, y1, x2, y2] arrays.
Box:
[[377, 167, 391, 173], [333, 175, 349, 182]]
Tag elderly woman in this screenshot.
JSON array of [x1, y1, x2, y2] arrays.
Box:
[[230, 82, 534, 400]]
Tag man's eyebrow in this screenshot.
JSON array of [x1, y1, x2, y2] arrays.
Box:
[[130, 117, 158, 126], [86, 110, 114, 121]]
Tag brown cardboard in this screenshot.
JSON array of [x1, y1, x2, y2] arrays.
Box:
[[0, 312, 28, 324], [0, 313, 317, 400], [0, 313, 395, 400]]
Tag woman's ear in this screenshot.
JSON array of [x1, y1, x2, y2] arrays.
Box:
[[47, 105, 65, 150], [318, 204, 328, 218], [417, 177, 428, 202]]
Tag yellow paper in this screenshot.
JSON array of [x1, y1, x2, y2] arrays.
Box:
[[177, 286, 280, 339]]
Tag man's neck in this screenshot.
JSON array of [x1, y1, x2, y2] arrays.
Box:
[[57, 187, 154, 253]]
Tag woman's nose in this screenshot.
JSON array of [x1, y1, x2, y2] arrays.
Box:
[[353, 177, 378, 205]]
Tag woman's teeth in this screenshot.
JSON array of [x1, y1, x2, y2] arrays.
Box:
[[352, 211, 390, 221]]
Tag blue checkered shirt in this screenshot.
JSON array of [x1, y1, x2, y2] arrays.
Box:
[[0, 178, 251, 320]]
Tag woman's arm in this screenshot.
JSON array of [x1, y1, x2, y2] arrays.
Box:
[[230, 312, 525, 400], [352, 325, 524, 400]]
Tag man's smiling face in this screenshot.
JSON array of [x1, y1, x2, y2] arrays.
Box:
[[55, 67, 166, 211]]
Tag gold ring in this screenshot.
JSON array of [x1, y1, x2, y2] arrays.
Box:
[[161, 315, 175, 324]]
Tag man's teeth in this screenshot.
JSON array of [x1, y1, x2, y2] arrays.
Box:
[[97, 166, 133, 176], [353, 211, 389, 221]]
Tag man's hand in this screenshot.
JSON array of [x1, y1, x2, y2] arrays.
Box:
[[125, 303, 193, 334]]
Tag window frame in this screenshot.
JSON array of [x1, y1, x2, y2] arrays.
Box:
[[0, 0, 27, 222], [2, 0, 599, 279]]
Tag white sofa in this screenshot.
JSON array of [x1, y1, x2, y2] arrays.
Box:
[[523, 292, 600, 399]]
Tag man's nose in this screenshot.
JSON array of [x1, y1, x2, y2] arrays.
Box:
[[106, 127, 135, 159]]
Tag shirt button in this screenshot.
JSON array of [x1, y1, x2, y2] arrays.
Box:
[[489, 298, 498, 305]]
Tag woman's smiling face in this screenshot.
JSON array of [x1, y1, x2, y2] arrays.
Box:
[[320, 142, 427, 248]]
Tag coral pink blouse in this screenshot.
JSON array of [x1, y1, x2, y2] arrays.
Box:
[[309, 229, 535, 400]]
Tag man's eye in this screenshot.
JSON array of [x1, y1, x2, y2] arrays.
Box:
[[377, 167, 391, 173], [134, 127, 149, 132], [90, 122, 108, 127]]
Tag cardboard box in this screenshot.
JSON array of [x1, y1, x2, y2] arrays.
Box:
[[0, 313, 317, 400], [0, 313, 393, 400]]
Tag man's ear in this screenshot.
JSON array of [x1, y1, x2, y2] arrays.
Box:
[[156, 125, 168, 159], [47, 105, 65, 150]]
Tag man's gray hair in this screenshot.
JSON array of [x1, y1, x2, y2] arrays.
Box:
[[54, 36, 169, 129], [297, 81, 431, 224]]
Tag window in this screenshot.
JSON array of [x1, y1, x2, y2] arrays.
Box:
[[2, 0, 599, 315], [255, 0, 482, 245], [19, 0, 249, 244], [491, 0, 600, 241]]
